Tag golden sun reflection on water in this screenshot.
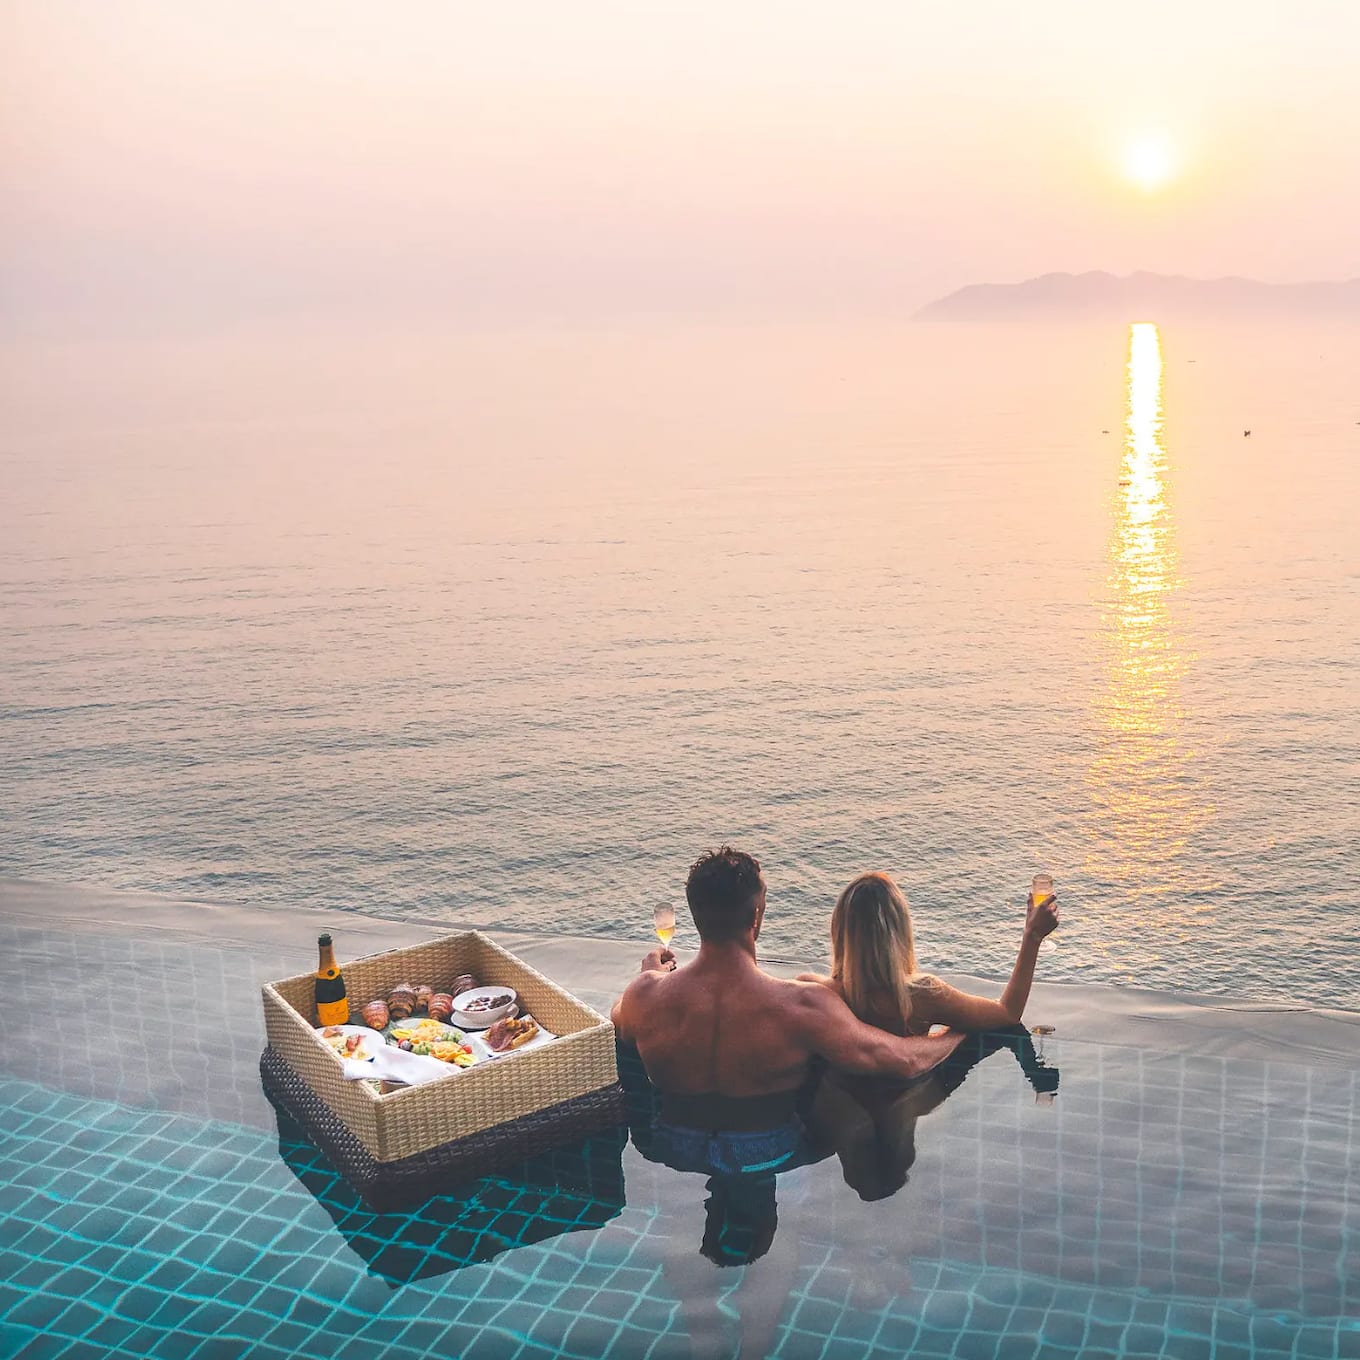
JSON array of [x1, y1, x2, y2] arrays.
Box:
[[1085, 323, 1213, 942]]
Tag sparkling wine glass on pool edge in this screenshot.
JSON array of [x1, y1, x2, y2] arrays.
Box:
[[1031, 874, 1057, 952]]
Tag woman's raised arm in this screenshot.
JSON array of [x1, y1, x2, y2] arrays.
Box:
[[912, 894, 1059, 1031]]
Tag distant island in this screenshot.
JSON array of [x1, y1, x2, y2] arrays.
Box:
[[915, 270, 1360, 320]]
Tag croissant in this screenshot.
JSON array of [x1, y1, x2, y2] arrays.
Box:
[[413, 984, 434, 1014], [361, 999, 390, 1030], [451, 974, 477, 998], [428, 993, 454, 1024], [387, 985, 416, 1022]]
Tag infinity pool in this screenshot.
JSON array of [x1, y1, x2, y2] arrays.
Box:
[[1, 886, 1356, 1359]]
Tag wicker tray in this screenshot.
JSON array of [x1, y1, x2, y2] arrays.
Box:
[[261, 931, 623, 1179]]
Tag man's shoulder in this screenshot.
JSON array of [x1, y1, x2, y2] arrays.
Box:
[[620, 967, 670, 1002], [612, 966, 673, 1039], [760, 972, 840, 1022]]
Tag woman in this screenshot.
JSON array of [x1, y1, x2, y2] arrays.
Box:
[[799, 871, 1059, 1034], [797, 871, 1059, 1201]]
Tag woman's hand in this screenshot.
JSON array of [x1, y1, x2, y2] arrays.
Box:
[[641, 947, 677, 973], [1025, 893, 1060, 941]]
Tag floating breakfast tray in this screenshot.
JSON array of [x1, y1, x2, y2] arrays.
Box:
[[260, 930, 624, 1208]]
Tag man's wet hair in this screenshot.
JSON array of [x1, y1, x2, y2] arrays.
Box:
[[685, 846, 763, 942]]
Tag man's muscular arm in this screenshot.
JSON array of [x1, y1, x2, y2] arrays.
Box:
[[792, 982, 963, 1079]]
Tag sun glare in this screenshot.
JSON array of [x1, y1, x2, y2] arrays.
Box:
[[1121, 135, 1176, 191]]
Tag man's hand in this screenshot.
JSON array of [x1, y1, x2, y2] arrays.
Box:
[[1025, 893, 1060, 941], [641, 947, 676, 974]]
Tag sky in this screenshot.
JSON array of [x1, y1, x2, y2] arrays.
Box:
[[3, 0, 1359, 333]]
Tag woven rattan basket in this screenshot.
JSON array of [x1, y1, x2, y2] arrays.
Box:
[[261, 931, 623, 1201]]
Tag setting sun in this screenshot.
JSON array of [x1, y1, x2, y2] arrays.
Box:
[[1122, 134, 1177, 191]]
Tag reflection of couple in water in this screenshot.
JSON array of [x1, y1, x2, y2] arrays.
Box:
[[612, 847, 1060, 1354]]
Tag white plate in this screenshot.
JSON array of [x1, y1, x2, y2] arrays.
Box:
[[477, 1014, 556, 1058], [315, 1023, 386, 1062]]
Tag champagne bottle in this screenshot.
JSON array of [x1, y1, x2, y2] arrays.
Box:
[[315, 933, 349, 1025]]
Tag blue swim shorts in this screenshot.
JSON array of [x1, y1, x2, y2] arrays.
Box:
[[652, 1118, 807, 1177]]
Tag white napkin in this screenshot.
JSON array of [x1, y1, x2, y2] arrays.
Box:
[[340, 1044, 454, 1087]]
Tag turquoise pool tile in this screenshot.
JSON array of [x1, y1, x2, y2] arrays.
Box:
[[1039, 1308, 1088, 1348], [185, 1339, 254, 1360], [920, 1288, 973, 1330], [144, 1328, 205, 1360], [113, 1283, 176, 1325], [873, 1313, 921, 1352], [5, 1288, 71, 1332], [821, 1338, 870, 1360], [256, 1318, 323, 1356], [990, 1337, 1040, 1360], [283, 1293, 339, 1331], [905, 1327, 959, 1358], [794, 1295, 851, 1338], [1006, 1302, 1047, 1334], [100, 1249, 162, 1287], [7, 1336, 72, 1360], [49, 1297, 104, 1340], [0, 1330, 40, 1360], [42, 1266, 103, 1304], [831, 1302, 884, 1343], [774, 1328, 832, 1360], [331, 1337, 380, 1360], [623, 1295, 678, 1335], [197, 1236, 264, 1280]]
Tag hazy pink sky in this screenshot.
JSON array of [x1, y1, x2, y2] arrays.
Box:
[[4, 1, 1358, 332]]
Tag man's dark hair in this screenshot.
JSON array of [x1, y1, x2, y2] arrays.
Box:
[[685, 846, 763, 942]]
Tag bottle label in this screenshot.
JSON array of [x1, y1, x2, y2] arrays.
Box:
[[316, 996, 349, 1025]]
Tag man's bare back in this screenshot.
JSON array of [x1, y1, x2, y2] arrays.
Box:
[[616, 948, 826, 1097]]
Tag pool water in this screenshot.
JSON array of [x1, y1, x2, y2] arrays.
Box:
[[1, 907, 1356, 1360]]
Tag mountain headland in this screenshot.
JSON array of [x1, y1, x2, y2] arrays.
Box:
[[915, 270, 1360, 320]]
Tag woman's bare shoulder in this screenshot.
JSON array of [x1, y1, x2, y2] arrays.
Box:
[[793, 971, 842, 994], [907, 972, 944, 992]]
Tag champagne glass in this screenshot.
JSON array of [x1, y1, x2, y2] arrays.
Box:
[[652, 904, 676, 948], [1030, 873, 1057, 952]]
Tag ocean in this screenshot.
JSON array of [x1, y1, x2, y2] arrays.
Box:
[[2, 318, 1357, 1006]]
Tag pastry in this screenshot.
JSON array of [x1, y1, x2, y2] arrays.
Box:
[[428, 993, 455, 1024], [361, 999, 390, 1030]]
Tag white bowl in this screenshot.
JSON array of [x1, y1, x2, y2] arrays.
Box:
[[452, 985, 518, 1029]]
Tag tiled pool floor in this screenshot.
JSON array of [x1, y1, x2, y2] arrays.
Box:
[[1, 892, 1357, 1359]]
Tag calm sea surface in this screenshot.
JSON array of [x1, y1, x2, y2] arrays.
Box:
[[2, 320, 1357, 1006]]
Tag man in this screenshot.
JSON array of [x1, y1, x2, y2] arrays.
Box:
[[611, 845, 963, 1176]]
